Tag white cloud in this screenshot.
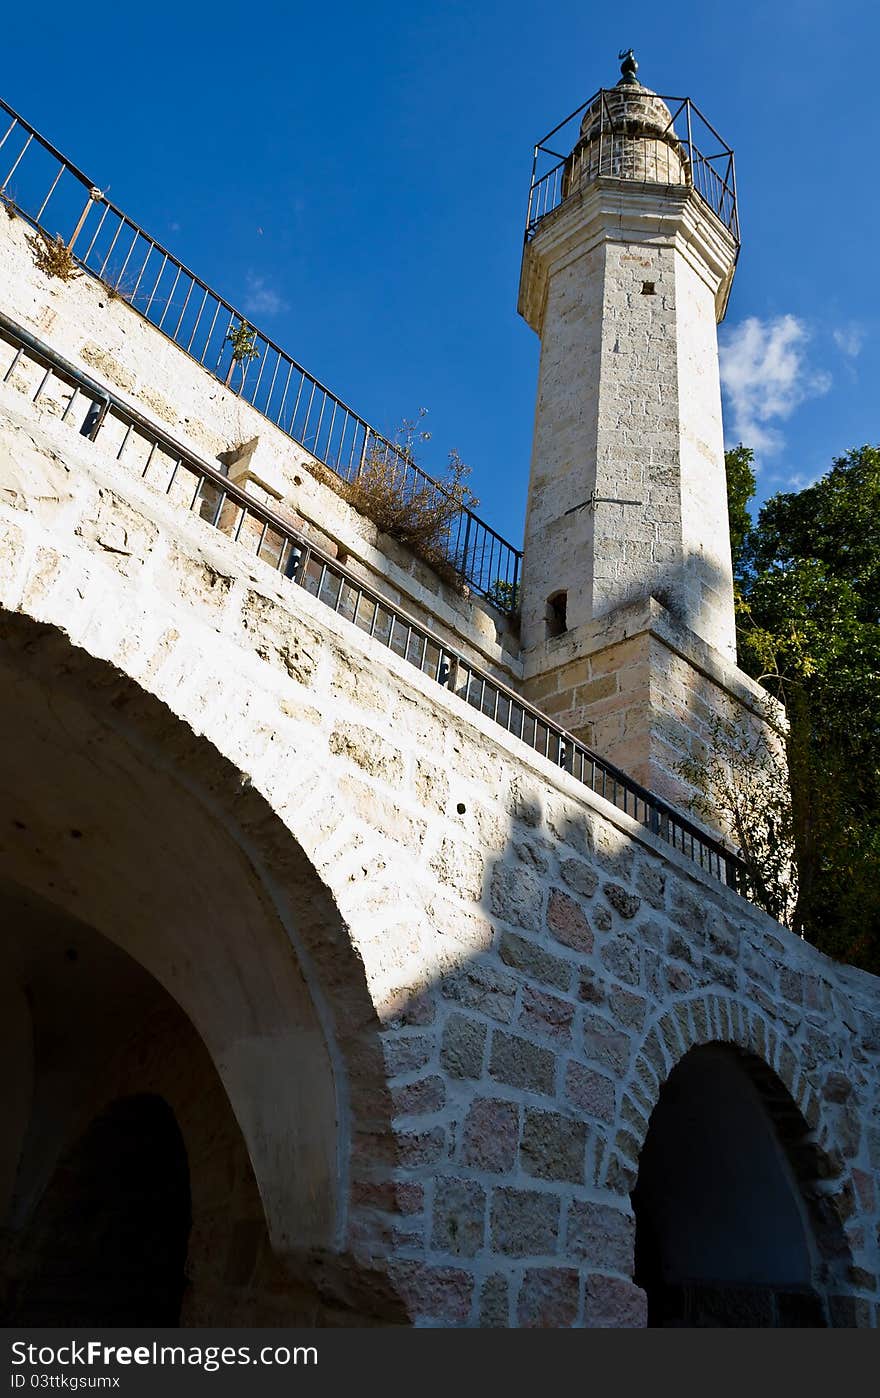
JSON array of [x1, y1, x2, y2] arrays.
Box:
[[243, 273, 288, 317], [719, 314, 830, 455], [832, 324, 864, 358]]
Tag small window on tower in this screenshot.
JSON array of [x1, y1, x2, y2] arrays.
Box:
[[546, 591, 567, 638], [641, 280, 656, 296]]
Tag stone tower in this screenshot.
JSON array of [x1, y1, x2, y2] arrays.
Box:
[[518, 52, 759, 808]]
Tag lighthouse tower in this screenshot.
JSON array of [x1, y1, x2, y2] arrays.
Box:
[[518, 52, 757, 809]]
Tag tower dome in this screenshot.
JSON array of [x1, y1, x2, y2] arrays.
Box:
[[564, 51, 689, 197]]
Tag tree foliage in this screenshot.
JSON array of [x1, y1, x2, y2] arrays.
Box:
[[725, 443, 880, 972]]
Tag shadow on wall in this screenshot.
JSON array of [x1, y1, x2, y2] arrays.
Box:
[[0, 607, 871, 1329], [522, 542, 766, 812]]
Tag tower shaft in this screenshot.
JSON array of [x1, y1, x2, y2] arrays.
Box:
[[520, 180, 737, 659], [517, 64, 773, 817]]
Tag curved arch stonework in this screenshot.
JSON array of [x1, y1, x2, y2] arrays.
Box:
[[616, 991, 836, 1194], [0, 381, 878, 1326], [0, 605, 409, 1317], [613, 994, 862, 1322]]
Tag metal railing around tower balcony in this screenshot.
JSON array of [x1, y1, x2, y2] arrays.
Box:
[[525, 89, 739, 245], [0, 308, 749, 900], [0, 95, 522, 610]]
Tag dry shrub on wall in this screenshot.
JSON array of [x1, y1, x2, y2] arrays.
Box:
[[339, 416, 477, 591], [25, 229, 80, 282]]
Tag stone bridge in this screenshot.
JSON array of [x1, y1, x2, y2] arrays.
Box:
[[0, 213, 878, 1328]]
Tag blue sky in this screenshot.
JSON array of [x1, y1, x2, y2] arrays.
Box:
[[3, 0, 876, 548]]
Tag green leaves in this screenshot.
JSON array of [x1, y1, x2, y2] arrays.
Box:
[[725, 444, 880, 972], [725, 443, 757, 587]]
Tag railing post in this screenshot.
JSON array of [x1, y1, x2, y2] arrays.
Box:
[[285, 543, 305, 583], [685, 100, 694, 189], [460, 510, 473, 585], [509, 549, 520, 615], [353, 428, 367, 479], [598, 93, 604, 177], [725, 853, 740, 893], [79, 394, 109, 441], [68, 185, 102, 253]]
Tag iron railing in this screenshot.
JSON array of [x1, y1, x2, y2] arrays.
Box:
[[0, 309, 747, 897], [525, 89, 739, 244], [0, 95, 522, 609]]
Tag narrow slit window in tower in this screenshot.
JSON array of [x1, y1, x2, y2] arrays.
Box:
[[546, 591, 567, 638]]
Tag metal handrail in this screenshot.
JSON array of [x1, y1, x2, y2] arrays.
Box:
[[525, 89, 739, 245], [0, 94, 522, 609], [0, 309, 747, 898]]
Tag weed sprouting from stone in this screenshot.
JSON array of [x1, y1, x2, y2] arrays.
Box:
[[26, 229, 81, 282]]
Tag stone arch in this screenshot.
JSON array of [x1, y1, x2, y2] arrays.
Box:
[[0, 606, 404, 1315], [607, 992, 857, 1325]]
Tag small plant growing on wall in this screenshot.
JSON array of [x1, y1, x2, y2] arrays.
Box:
[[224, 320, 260, 387], [102, 272, 139, 305], [25, 229, 81, 282], [485, 578, 521, 615], [340, 412, 478, 591]]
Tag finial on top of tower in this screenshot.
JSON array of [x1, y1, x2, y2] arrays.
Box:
[[617, 48, 639, 85]]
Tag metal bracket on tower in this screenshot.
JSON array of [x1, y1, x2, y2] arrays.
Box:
[[564, 489, 643, 515]]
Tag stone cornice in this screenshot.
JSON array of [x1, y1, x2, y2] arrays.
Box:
[[519, 178, 738, 332]]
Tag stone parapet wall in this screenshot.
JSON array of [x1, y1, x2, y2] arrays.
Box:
[[0, 215, 520, 687]]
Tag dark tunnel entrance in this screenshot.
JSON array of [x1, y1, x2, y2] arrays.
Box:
[[632, 1043, 827, 1327], [6, 1094, 191, 1326]]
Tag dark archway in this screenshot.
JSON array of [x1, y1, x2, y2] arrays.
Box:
[[0, 609, 406, 1324], [632, 1043, 828, 1327], [0, 610, 344, 1256], [6, 1095, 191, 1326]]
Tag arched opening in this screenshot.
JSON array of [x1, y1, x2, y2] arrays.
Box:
[[7, 1095, 191, 1326], [0, 609, 402, 1324], [632, 1043, 828, 1327], [0, 879, 338, 1325]]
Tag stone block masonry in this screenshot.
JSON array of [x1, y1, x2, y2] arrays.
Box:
[[519, 181, 738, 661], [0, 334, 877, 1324], [517, 166, 758, 813], [0, 175, 877, 1328], [522, 595, 783, 820]]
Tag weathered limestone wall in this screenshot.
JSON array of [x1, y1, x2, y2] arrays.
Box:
[[522, 596, 781, 817], [1, 357, 878, 1326], [518, 178, 760, 812], [519, 236, 606, 639], [0, 215, 520, 687], [675, 248, 734, 642], [519, 180, 737, 661]]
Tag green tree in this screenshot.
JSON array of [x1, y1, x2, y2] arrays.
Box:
[[724, 443, 757, 586], [726, 443, 880, 972]]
